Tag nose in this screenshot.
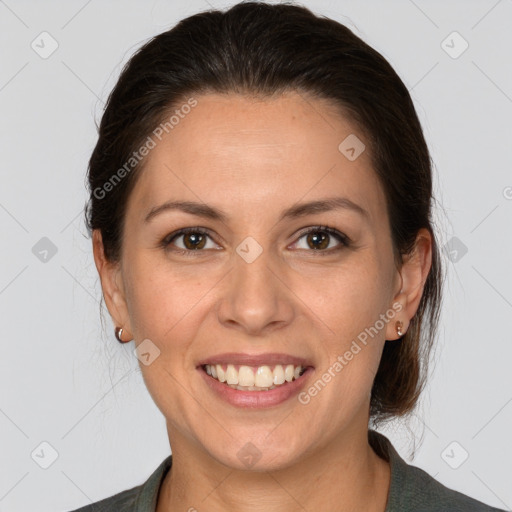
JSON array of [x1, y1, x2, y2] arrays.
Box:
[[216, 243, 295, 337]]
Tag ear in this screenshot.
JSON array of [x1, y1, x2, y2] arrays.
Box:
[[385, 228, 432, 340], [92, 229, 133, 341]]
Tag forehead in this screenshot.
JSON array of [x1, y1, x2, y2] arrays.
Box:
[[128, 91, 386, 226]]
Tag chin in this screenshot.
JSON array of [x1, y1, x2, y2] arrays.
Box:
[[202, 429, 310, 473]]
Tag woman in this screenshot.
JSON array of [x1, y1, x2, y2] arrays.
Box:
[[70, 2, 505, 511]]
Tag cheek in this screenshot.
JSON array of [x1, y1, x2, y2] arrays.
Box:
[[299, 253, 393, 384], [301, 256, 392, 333], [124, 256, 210, 339]]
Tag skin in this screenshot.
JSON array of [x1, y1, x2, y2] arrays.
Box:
[[93, 91, 432, 511]]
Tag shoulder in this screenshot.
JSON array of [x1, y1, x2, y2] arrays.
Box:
[[67, 485, 140, 511], [369, 430, 506, 512], [66, 455, 172, 512], [393, 460, 504, 511]]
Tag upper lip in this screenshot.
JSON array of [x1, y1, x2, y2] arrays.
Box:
[[197, 352, 313, 368]]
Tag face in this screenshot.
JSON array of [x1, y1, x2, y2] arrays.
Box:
[[96, 91, 418, 472]]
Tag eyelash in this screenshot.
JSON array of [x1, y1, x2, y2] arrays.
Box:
[[160, 225, 350, 257]]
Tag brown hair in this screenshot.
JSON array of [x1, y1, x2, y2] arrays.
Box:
[[85, 0, 443, 424]]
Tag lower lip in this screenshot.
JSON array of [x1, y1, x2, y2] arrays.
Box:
[[199, 366, 314, 408]]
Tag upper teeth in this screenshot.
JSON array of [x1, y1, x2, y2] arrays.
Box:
[[205, 364, 304, 388]]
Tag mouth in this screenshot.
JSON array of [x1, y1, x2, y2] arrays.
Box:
[[197, 353, 314, 408], [202, 363, 308, 391]]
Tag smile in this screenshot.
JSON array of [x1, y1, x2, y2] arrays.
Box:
[[198, 352, 314, 407], [203, 363, 307, 391]]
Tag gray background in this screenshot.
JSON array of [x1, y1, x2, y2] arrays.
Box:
[[1, 0, 511, 510]]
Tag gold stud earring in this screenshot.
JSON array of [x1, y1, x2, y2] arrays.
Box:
[[115, 326, 130, 343], [395, 320, 404, 337]]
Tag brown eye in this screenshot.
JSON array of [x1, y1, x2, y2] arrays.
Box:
[[182, 232, 207, 250], [306, 231, 330, 250], [293, 226, 349, 253], [162, 228, 218, 252]]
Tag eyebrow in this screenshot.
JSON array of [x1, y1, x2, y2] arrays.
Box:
[[144, 196, 369, 224]]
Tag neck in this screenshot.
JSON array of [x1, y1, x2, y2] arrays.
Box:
[[156, 426, 391, 512]]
